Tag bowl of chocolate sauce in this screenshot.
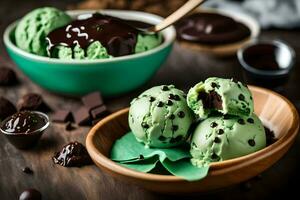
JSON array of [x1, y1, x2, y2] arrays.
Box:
[[238, 40, 295, 88], [0, 111, 49, 149]]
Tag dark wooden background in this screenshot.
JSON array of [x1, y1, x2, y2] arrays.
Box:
[[1, 0, 300, 199]]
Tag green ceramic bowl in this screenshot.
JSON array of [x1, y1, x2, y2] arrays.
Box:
[[3, 10, 175, 96]]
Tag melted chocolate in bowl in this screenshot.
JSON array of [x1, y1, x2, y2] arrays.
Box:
[[46, 13, 147, 57], [176, 12, 251, 45], [1, 111, 47, 134]]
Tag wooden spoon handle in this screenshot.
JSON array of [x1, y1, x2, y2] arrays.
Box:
[[153, 0, 204, 32]]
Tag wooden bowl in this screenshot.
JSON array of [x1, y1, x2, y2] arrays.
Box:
[[86, 86, 299, 194], [177, 8, 260, 57]]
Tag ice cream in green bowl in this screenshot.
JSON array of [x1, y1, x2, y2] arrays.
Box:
[[3, 7, 175, 96]]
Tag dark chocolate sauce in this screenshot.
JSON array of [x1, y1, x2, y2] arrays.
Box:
[[176, 13, 251, 44], [198, 91, 223, 110], [53, 142, 92, 167], [243, 44, 282, 71], [1, 111, 47, 134], [46, 13, 142, 57]]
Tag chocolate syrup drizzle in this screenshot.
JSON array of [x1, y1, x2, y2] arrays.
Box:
[[46, 13, 141, 57]]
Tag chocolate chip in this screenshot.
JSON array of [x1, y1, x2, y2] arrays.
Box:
[[65, 122, 76, 131], [17, 93, 51, 112], [250, 96, 253, 100], [173, 95, 180, 101], [22, 167, 33, 174], [218, 129, 224, 135], [158, 135, 167, 141], [172, 125, 179, 131], [177, 111, 185, 118], [211, 153, 219, 160], [168, 94, 175, 99], [0, 67, 18, 86], [211, 82, 218, 88], [162, 85, 169, 91], [81, 91, 103, 110], [166, 100, 173, 106], [248, 139, 255, 146], [52, 110, 73, 123], [0, 97, 17, 121], [141, 122, 149, 129], [210, 122, 218, 128], [157, 101, 164, 107], [149, 96, 155, 102], [19, 189, 42, 200], [214, 137, 221, 143], [247, 118, 254, 124], [238, 119, 245, 125], [238, 94, 245, 101], [169, 114, 175, 120]]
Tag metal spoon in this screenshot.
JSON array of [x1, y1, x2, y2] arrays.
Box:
[[134, 0, 205, 33]]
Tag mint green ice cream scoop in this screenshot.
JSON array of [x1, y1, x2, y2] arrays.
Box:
[[187, 77, 254, 119], [129, 85, 195, 148], [190, 113, 266, 167], [15, 7, 71, 56]]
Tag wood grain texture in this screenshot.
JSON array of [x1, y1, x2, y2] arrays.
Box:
[[1, 0, 300, 199]]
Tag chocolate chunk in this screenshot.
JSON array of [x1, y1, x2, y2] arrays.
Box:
[[166, 100, 173, 106], [211, 82, 218, 88], [73, 107, 91, 126], [90, 105, 108, 119], [238, 119, 245, 125], [81, 91, 103, 110], [149, 96, 155, 102], [217, 129, 224, 135], [172, 125, 179, 131], [168, 94, 175, 99], [0, 97, 17, 121], [52, 110, 73, 123], [0, 67, 17, 86], [248, 139, 255, 146], [173, 95, 180, 101], [17, 93, 51, 112], [198, 91, 222, 110], [65, 122, 76, 131], [177, 111, 185, 118], [162, 85, 169, 91], [169, 114, 175, 120], [238, 94, 245, 101], [247, 118, 254, 124], [52, 141, 92, 167], [157, 101, 164, 107], [19, 189, 42, 200], [214, 137, 221, 143], [158, 135, 167, 141], [141, 122, 149, 129], [210, 122, 218, 128], [211, 153, 219, 160], [22, 167, 33, 174]]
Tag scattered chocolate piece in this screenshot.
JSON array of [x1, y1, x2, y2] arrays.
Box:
[[17, 93, 51, 112], [73, 107, 92, 126], [52, 110, 73, 123], [53, 141, 92, 167], [19, 188, 42, 200], [0, 97, 17, 121], [22, 167, 33, 174], [65, 122, 76, 131], [0, 67, 17, 86], [81, 91, 103, 110], [90, 105, 107, 119], [265, 126, 277, 146]]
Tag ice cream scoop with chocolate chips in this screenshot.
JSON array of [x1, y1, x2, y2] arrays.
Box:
[[129, 85, 195, 148], [190, 113, 266, 167], [187, 77, 253, 120]]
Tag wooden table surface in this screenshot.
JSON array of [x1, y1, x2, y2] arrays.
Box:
[[1, 1, 300, 200]]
